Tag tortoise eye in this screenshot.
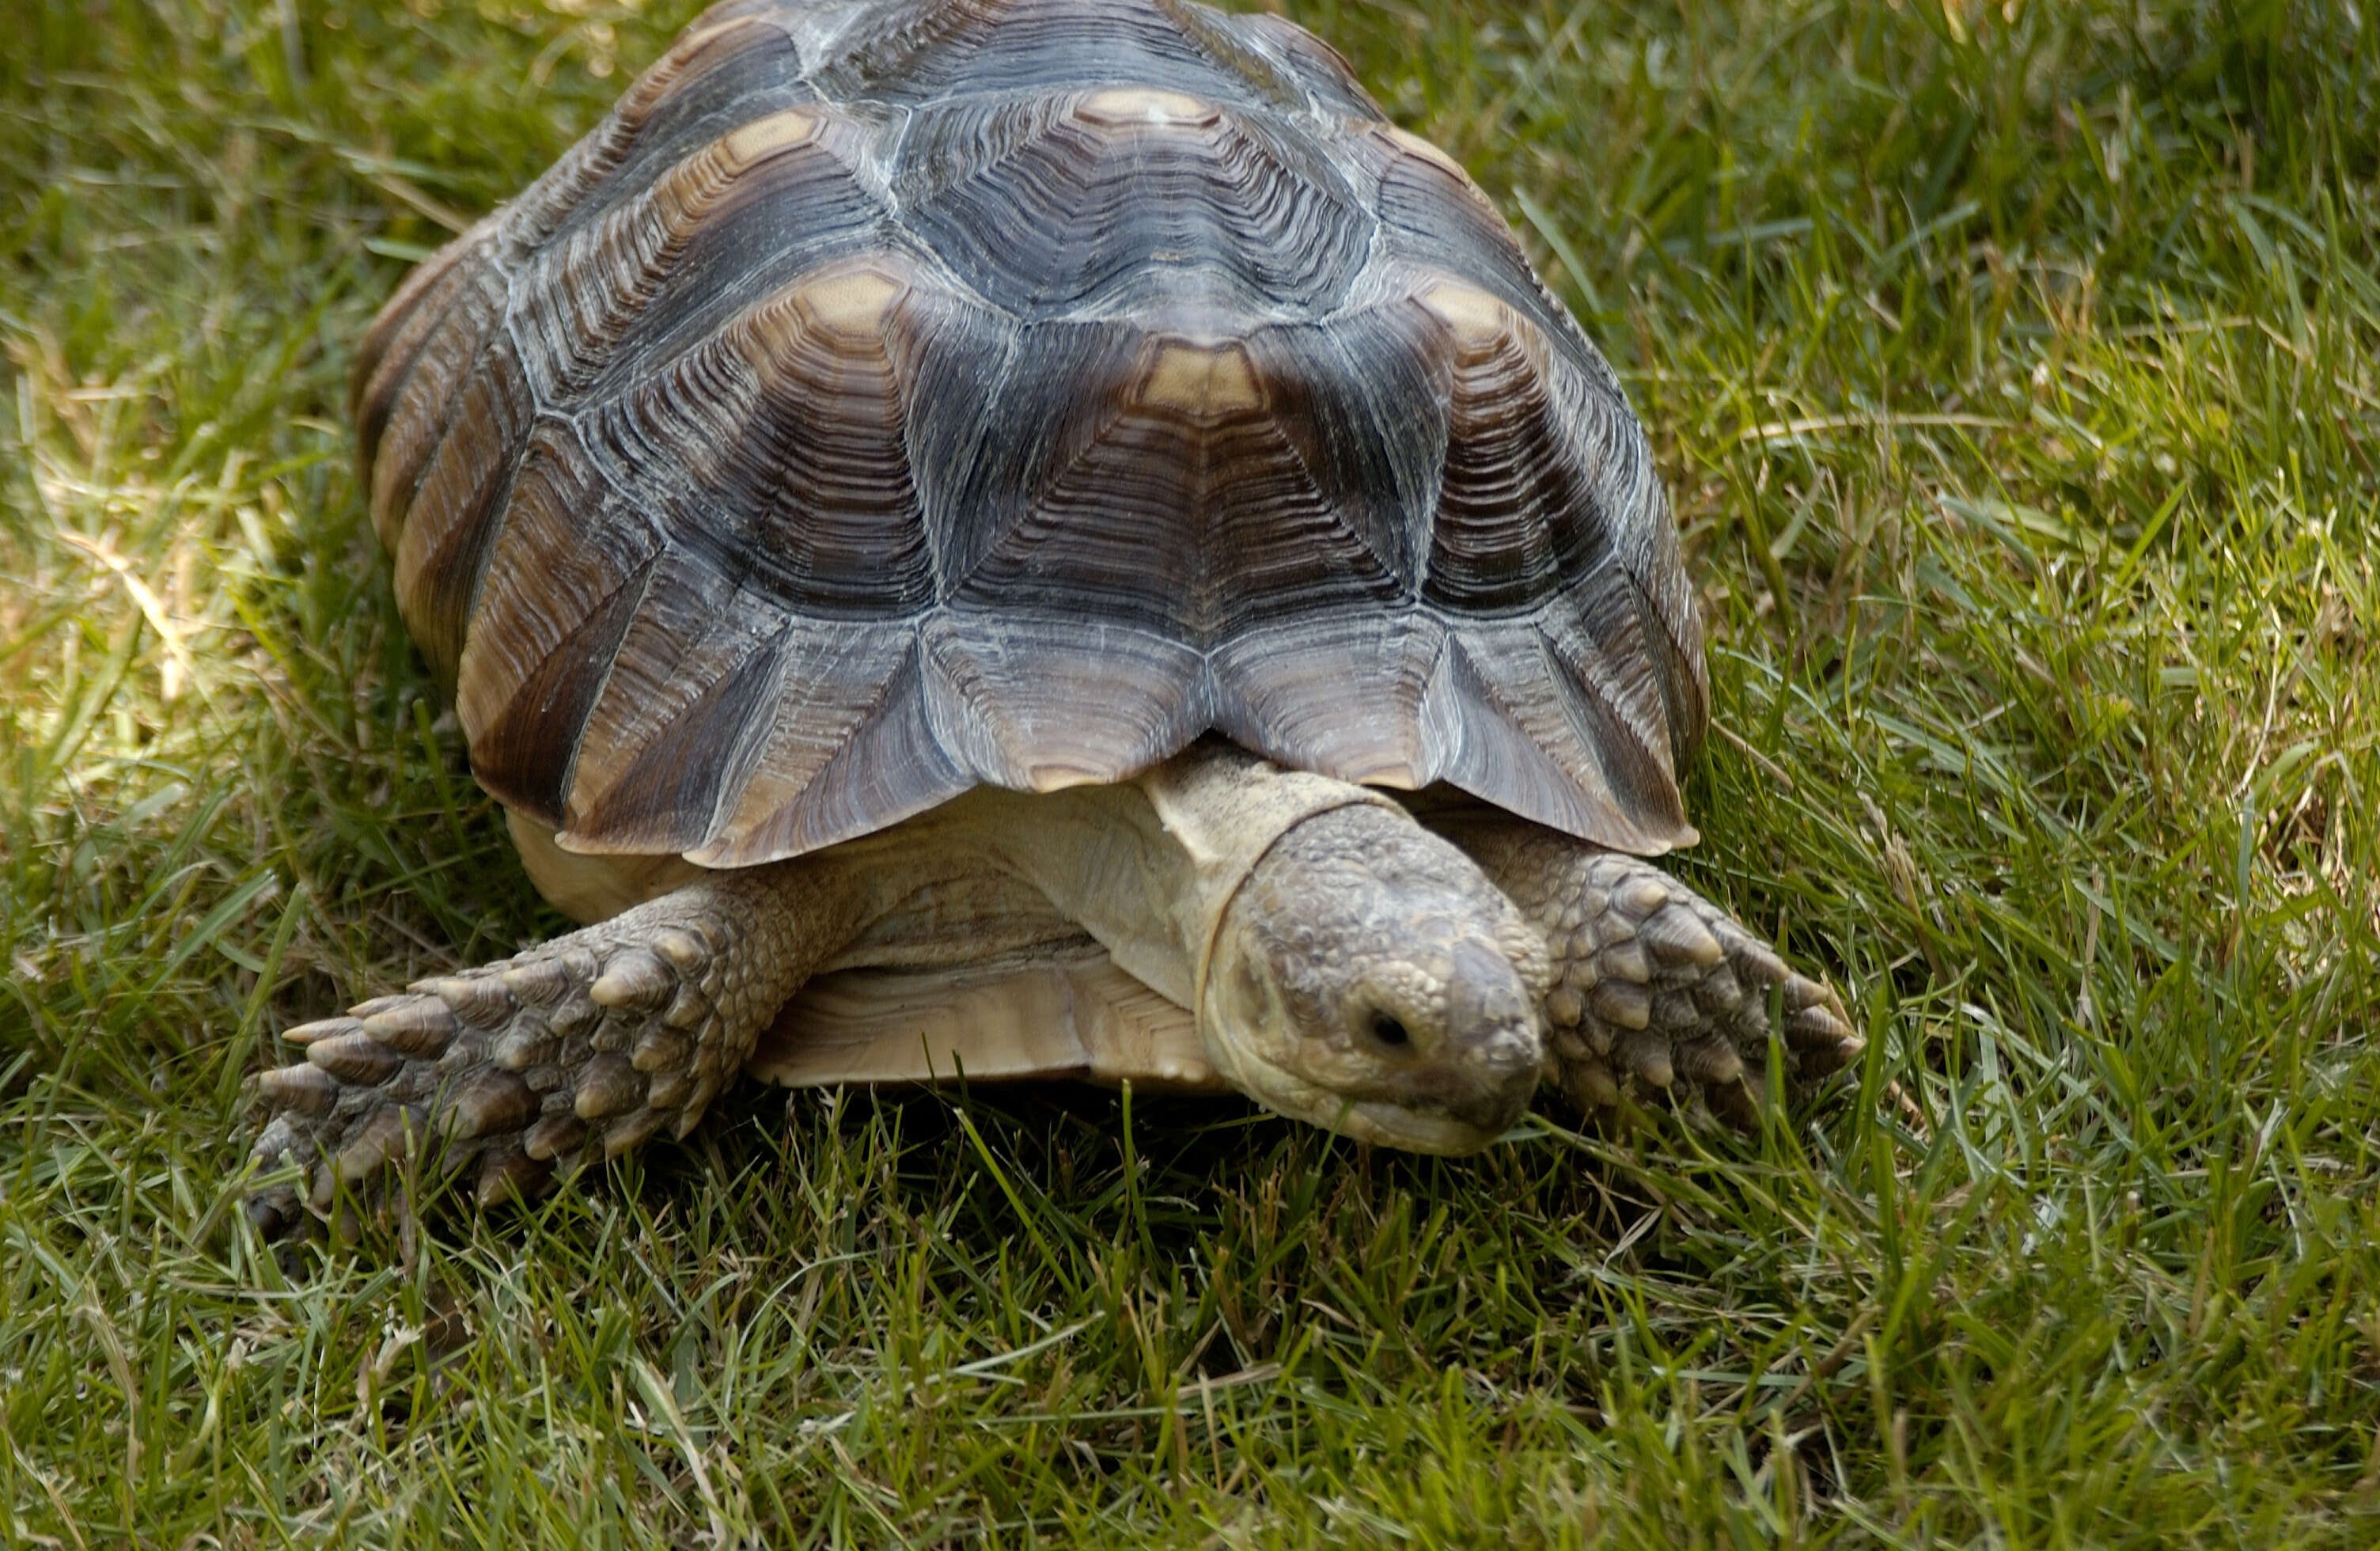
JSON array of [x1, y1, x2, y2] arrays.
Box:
[[1368, 1012, 1410, 1048]]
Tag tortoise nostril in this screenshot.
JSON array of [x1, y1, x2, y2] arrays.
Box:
[[1369, 1011, 1410, 1048]]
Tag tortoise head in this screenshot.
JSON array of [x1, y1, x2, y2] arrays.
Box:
[[1197, 805, 1552, 1154]]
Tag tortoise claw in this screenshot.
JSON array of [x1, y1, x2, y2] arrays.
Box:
[[241, 869, 809, 1231]]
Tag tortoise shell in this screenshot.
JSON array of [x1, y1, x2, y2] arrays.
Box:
[[353, 0, 1708, 868]]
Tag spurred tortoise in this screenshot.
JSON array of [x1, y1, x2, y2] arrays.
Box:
[[247, 0, 1859, 1231]]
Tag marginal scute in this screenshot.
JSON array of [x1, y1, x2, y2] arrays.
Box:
[[452, 423, 656, 810], [391, 333, 536, 682], [366, 258, 508, 550], [689, 624, 972, 864], [560, 597, 787, 851], [1211, 610, 1449, 792], [914, 616, 1207, 806], [352, 226, 498, 519]]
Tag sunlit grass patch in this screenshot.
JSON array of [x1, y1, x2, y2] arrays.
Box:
[[3, 0, 2377, 1545]]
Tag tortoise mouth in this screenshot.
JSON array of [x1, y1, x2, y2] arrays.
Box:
[[1194, 1031, 1538, 1155], [1337, 1098, 1520, 1155]]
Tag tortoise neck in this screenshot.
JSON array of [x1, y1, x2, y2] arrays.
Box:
[[954, 743, 1402, 1017]]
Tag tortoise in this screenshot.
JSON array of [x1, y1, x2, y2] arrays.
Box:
[[246, 0, 1859, 1232]]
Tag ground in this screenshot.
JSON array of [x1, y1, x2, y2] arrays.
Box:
[[3, 0, 2378, 1545]]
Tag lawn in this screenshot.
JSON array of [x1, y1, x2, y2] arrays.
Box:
[[3, 0, 2377, 1544]]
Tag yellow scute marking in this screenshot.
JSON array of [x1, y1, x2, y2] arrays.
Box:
[[669, 17, 756, 63], [1078, 88, 1217, 126], [720, 108, 820, 167], [1386, 126, 1472, 183], [1415, 278, 1509, 346], [790, 266, 905, 339], [1135, 339, 1264, 418], [1347, 759, 1423, 791], [1025, 763, 1108, 793]]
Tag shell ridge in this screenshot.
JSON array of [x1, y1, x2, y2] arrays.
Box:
[[684, 616, 919, 851], [529, 500, 666, 821], [1532, 581, 1674, 785], [365, 254, 516, 553], [1148, 0, 1302, 110], [694, 626, 976, 863], [1522, 620, 1677, 842], [465, 534, 658, 827], [563, 604, 794, 848], [915, 612, 1211, 795]]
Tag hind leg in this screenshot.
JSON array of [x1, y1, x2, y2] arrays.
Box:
[[244, 862, 861, 1237], [1426, 813, 1859, 1126]]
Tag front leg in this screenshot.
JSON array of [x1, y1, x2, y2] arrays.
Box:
[[244, 862, 862, 1236], [1427, 813, 1859, 1126]]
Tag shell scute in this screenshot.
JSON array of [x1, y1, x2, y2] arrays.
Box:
[[512, 9, 810, 248], [571, 19, 814, 205], [1411, 281, 1614, 614], [563, 254, 999, 633], [900, 88, 1366, 320], [936, 317, 1407, 637], [511, 105, 879, 410], [391, 330, 536, 679], [453, 423, 660, 811]]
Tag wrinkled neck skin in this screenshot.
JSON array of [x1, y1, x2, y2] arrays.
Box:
[[946, 744, 1381, 1007], [969, 745, 1552, 1155]]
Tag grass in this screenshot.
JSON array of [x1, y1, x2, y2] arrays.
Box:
[[2, 0, 2377, 1542]]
